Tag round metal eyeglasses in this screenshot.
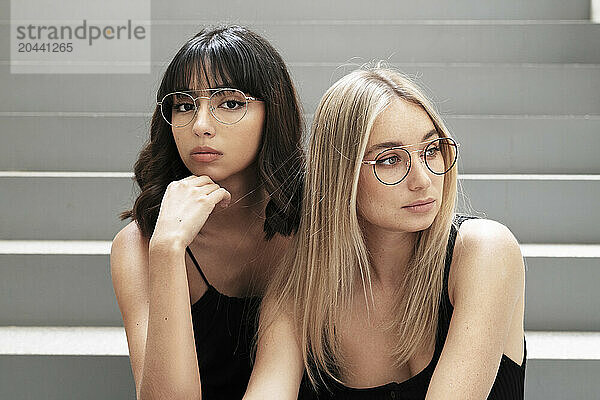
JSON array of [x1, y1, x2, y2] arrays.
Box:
[[361, 137, 460, 185], [156, 88, 263, 127]]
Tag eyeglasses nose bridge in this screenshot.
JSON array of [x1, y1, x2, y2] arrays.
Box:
[[188, 97, 216, 128], [194, 95, 217, 116], [191, 95, 213, 110], [402, 148, 436, 181], [405, 148, 429, 168]]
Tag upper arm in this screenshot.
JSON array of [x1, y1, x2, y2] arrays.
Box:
[[110, 221, 151, 398], [243, 304, 305, 400], [426, 219, 525, 400]]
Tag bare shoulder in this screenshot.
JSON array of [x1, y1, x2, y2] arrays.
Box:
[[449, 217, 525, 306], [110, 221, 151, 298], [112, 220, 150, 253], [427, 218, 525, 397]]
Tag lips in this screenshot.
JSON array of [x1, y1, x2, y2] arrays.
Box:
[[403, 198, 435, 208], [191, 146, 222, 155]]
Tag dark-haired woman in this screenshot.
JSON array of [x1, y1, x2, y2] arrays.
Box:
[[110, 25, 304, 400]]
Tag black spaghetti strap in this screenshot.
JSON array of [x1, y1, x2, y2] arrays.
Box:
[[438, 213, 482, 346], [186, 246, 211, 287], [443, 214, 482, 306]]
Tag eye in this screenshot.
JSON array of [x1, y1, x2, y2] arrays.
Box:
[[218, 99, 245, 110], [172, 102, 195, 113], [425, 146, 440, 157], [377, 155, 401, 166]]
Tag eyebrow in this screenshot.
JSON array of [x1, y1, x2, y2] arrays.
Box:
[[366, 129, 440, 156]]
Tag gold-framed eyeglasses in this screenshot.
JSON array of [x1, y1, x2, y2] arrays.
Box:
[[361, 137, 460, 185], [156, 88, 263, 127]]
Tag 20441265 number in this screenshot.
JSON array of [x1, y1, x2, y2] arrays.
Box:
[[18, 42, 73, 52]]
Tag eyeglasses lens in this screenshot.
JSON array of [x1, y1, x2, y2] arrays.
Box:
[[374, 138, 458, 185], [160, 89, 249, 127]]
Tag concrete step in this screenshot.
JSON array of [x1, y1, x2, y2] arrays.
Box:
[[294, 64, 600, 115], [152, 22, 600, 64], [1, 114, 598, 174], [0, 244, 119, 326], [0, 0, 592, 21], [0, 113, 149, 173], [1, 64, 598, 115], [2, 21, 599, 64], [1, 241, 598, 329], [456, 175, 600, 243], [2, 327, 598, 358], [0, 174, 597, 243], [448, 116, 600, 174], [0, 328, 598, 400], [150, 0, 592, 21], [0, 353, 134, 400], [0, 326, 127, 355], [524, 252, 600, 331]]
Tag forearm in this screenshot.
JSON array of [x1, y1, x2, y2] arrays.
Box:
[[140, 240, 201, 400], [243, 307, 304, 400]]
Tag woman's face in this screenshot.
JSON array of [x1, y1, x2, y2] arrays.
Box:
[[171, 78, 266, 183], [357, 97, 445, 233]]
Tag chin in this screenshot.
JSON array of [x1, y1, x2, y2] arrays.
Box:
[[373, 218, 429, 234], [398, 212, 437, 231], [185, 163, 226, 181], [400, 222, 433, 233]]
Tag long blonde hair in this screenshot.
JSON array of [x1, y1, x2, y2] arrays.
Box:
[[258, 64, 459, 391]]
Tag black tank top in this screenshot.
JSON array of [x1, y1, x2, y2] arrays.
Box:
[[298, 214, 527, 399], [185, 246, 261, 400]]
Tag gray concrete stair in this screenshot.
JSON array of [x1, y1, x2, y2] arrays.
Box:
[[2, 21, 599, 64], [149, 0, 593, 21], [1, 327, 598, 400], [1, 64, 598, 115], [2, 114, 599, 174], [1, 242, 598, 330], [1, 174, 598, 243], [0, 0, 593, 21]]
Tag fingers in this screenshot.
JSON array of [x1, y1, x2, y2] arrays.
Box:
[[188, 175, 213, 185], [207, 187, 232, 208], [194, 183, 221, 196], [179, 175, 230, 207], [182, 175, 215, 187], [180, 174, 200, 183]]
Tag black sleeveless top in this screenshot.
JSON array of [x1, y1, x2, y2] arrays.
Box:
[[185, 246, 261, 400], [298, 214, 527, 400]]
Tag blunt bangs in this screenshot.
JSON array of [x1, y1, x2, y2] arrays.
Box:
[[157, 26, 273, 102]]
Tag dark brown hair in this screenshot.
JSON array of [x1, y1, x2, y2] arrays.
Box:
[[119, 25, 304, 240]]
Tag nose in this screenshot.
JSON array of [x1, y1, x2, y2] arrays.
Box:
[[405, 152, 432, 191], [191, 99, 216, 137]]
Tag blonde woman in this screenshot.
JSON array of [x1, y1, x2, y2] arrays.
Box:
[[243, 67, 526, 399]]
